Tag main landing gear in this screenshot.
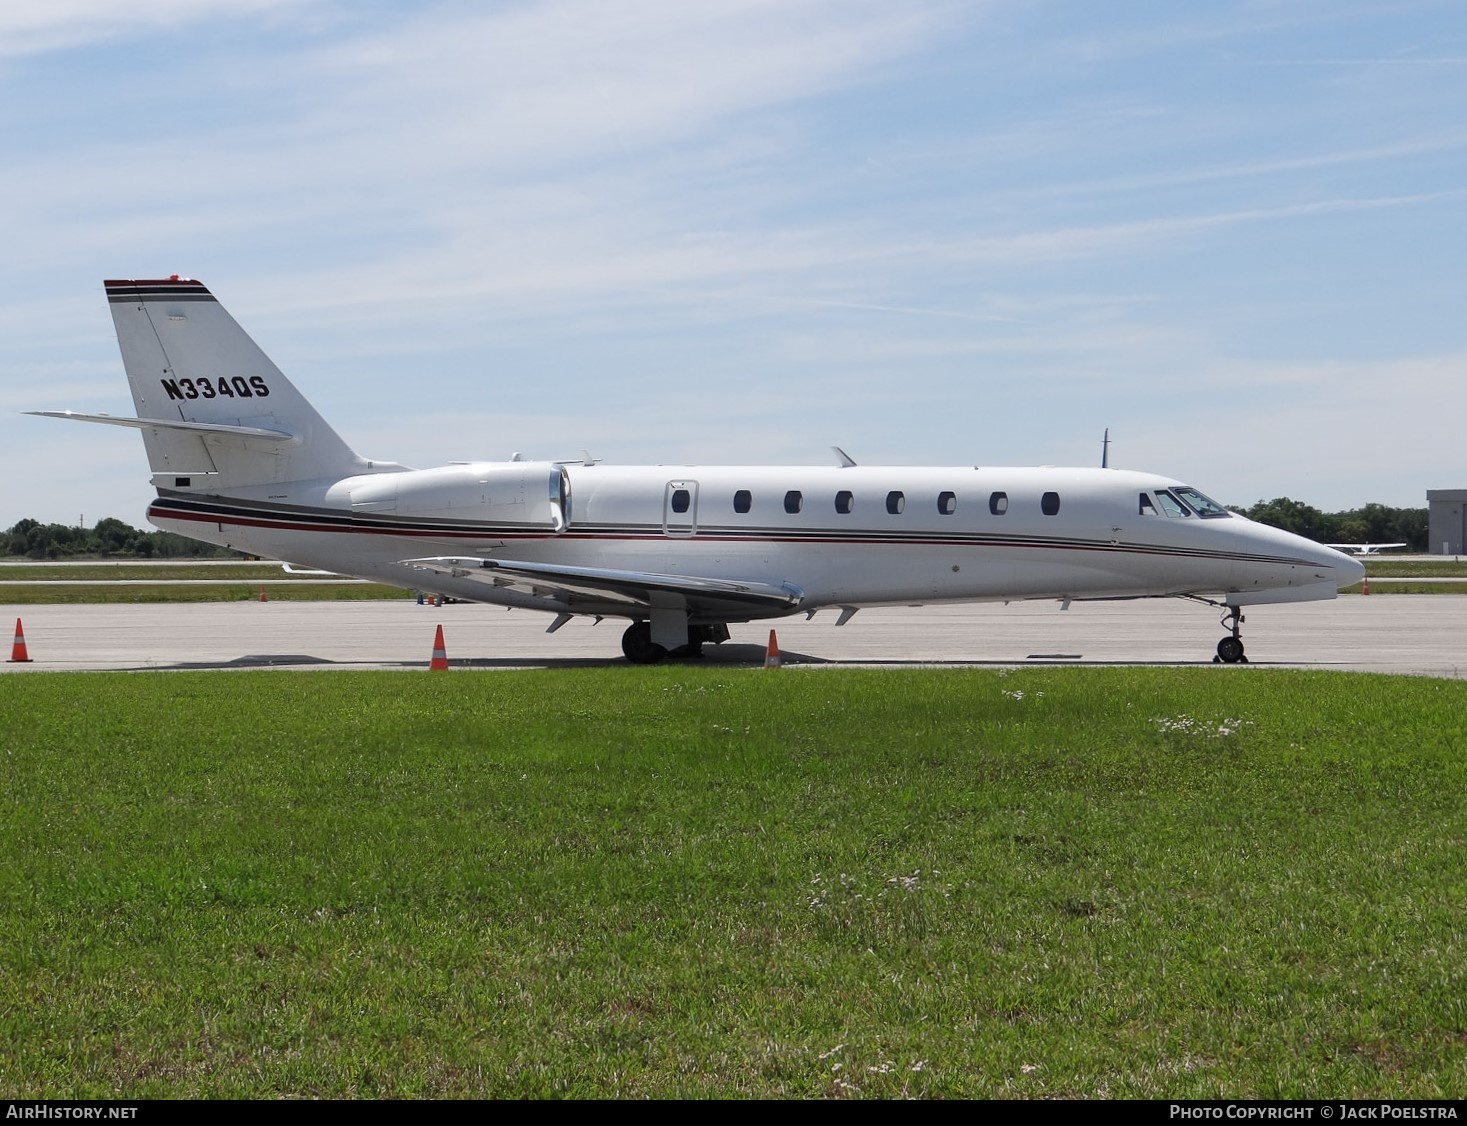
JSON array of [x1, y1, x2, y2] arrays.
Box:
[[1214, 605, 1248, 664], [620, 621, 731, 664], [621, 621, 664, 663]]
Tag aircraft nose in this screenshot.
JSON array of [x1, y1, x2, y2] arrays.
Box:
[[1302, 542, 1367, 589], [1322, 545, 1368, 589], [1241, 521, 1367, 592]]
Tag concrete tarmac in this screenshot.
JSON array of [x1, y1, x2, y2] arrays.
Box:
[[2, 594, 1464, 677]]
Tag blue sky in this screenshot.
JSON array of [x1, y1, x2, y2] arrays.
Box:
[[4, 0, 1465, 528]]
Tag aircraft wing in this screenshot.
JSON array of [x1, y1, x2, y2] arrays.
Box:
[[403, 556, 805, 618], [1325, 542, 1407, 555]]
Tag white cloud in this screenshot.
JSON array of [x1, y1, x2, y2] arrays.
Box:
[[5, 1, 1467, 525], [0, 0, 313, 58]]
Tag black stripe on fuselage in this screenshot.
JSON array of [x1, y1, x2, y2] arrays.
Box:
[[107, 292, 214, 303], [105, 280, 214, 302], [147, 493, 1323, 568]]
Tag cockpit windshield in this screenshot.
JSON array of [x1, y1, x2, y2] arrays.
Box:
[[1154, 490, 1191, 518], [1172, 487, 1231, 518]]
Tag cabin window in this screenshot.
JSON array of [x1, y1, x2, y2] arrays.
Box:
[[1139, 493, 1157, 516], [937, 491, 957, 515], [670, 489, 691, 514], [835, 490, 854, 514], [1173, 486, 1231, 518], [784, 490, 803, 514], [733, 489, 752, 514], [1041, 491, 1061, 516], [989, 491, 1008, 515], [886, 490, 905, 515], [1154, 490, 1191, 518]]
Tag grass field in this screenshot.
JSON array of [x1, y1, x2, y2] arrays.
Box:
[[0, 561, 409, 603], [1341, 559, 1467, 595], [1361, 561, 1467, 578], [2, 667, 1465, 1099], [0, 582, 406, 604]]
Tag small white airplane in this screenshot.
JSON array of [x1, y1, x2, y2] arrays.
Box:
[[30, 277, 1364, 665], [1325, 543, 1408, 556]]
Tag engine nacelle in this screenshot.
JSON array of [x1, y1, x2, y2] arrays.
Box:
[[339, 461, 569, 530]]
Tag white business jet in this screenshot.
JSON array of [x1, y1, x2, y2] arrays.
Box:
[[31, 278, 1364, 664]]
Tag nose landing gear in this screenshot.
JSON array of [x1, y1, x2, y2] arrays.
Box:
[[1214, 605, 1248, 664]]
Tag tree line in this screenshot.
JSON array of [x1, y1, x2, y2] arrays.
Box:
[[0, 501, 1434, 560], [1231, 499, 1428, 550], [0, 518, 236, 560]]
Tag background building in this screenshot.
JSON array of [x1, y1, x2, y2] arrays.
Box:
[[1427, 490, 1467, 555]]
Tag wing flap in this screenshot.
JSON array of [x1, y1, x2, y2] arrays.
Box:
[[404, 556, 804, 618]]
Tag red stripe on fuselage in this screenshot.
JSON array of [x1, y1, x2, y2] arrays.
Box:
[[147, 502, 1300, 564]]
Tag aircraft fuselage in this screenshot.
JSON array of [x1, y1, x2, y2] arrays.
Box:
[[143, 461, 1359, 621]]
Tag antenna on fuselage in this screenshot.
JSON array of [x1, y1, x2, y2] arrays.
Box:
[[1101, 428, 1110, 469]]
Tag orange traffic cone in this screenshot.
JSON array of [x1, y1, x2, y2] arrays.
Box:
[[259, 585, 268, 603], [764, 629, 781, 668], [8, 618, 32, 663], [1362, 576, 1370, 596], [429, 624, 449, 670]]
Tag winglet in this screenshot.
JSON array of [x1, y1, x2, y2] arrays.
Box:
[[833, 446, 856, 467]]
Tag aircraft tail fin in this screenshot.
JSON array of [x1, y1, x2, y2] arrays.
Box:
[[93, 277, 381, 490]]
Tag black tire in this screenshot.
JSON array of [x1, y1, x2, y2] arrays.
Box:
[[621, 621, 667, 664], [1216, 636, 1245, 664]]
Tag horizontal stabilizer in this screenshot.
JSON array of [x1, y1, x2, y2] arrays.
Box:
[[404, 556, 805, 618], [281, 562, 340, 576], [27, 411, 298, 444]]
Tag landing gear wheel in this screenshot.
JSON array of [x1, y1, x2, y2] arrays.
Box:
[[667, 624, 729, 660], [621, 621, 667, 664], [1211, 604, 1249, 664]]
